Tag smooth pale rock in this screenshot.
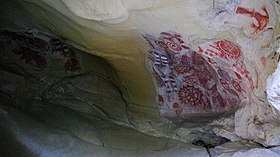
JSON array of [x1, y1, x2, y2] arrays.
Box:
[[61, 0, 128, 21], [267, 53, 280, 111]]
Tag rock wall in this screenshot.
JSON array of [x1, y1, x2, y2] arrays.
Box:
[[1, 0, 280, 156]]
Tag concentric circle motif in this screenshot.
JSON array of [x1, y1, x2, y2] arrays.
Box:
[[144, 32, 246, 116], [218, 40, 241, 59]]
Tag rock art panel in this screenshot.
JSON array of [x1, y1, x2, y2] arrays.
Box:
[[144, 32, 250, 121], [203, 0, 275, 38], [0, 29, 81, 72], [235, 5, 269, 35]]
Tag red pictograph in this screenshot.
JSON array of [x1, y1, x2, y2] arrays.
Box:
[[14, 47, 47, 68], [235, 72, 242, 80], [183, 76, 199, 85], [227, 89, 240, 99], [64, 57, 81, 72], [213, 94, 227, 108], [173, 66, 190, 74], [160, 32, 189, 52], [220, 79, 230, 89], [179, 86, 201, 106], [196, 66, 216, 87], [197, 74, 211, 87], [166, 41, 181, 52], [152, 68, 164, 87], [205, 49, 219, 57], [194, 65, 207, 73], [236, 5, 269, 34], [261, 56, 266, 66], [178, 86, 210, 109], [160, 32, 185, 44], [231, 80, 242, 92], [213, 40, 241, 59], [180, 54, 189, 65], [155, 40, 168, 49], [191, 53, 206, 65], [198, 46, 203, 53], [144, 32, 246, 117], [233, 61, 254, 88]]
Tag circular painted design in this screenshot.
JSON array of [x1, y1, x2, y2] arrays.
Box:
[[179, 86, 203, 106], [218, 40, 241, 59], [143, 32, 247, 118], [25, 37, 49, 51]]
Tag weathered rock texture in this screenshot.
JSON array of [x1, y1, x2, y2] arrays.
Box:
[[1, 0, 280, 156]]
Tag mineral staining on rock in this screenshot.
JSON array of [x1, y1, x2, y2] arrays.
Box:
[[144, 32, 250, 120]]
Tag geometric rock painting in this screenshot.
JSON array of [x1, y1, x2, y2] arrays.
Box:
[[236, 5, 269, 35], [206, 0, 271, 38], [143, 32, 252, 120], [0, 29, 81, 72]]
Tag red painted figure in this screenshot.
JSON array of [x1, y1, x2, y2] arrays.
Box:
[[14, 47, 47, 68], [152, 68, 164, 87], [236, 5, 269, 34], [64, 57, 81, 72], [144, 32, 249, 117]]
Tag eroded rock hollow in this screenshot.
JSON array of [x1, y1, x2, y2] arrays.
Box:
[[1, 0, 280, 157]]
